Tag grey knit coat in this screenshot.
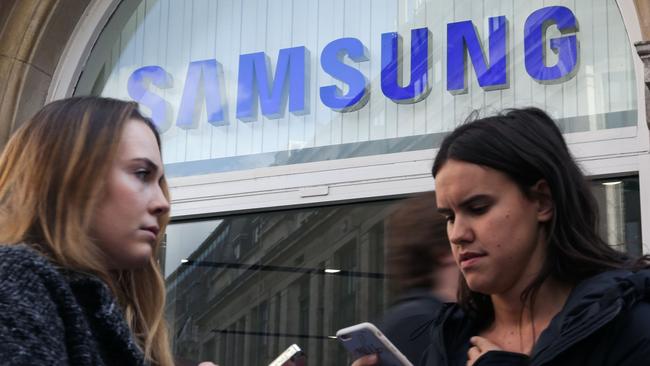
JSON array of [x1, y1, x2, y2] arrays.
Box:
[[0, 244, 146, 365]]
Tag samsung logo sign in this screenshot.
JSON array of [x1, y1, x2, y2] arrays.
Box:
[[127, 6, 578, 131]]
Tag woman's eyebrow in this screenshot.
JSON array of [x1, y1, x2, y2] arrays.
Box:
[[130, 157, 160, 171], [437, 194, 491, 214], [437, 207, 453, 216], [459, 194, 491, 208]]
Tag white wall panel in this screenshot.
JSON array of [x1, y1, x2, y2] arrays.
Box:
[[354, 0, 371, 143], [314, 0, 335, 148]]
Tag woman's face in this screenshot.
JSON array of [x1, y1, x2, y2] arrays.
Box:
[[90, 119, 170, 269], [434, 159, 553, 296]]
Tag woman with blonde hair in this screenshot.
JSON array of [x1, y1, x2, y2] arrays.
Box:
[[0, 97, 174, 365]]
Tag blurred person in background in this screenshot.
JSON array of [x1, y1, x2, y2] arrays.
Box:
[[379, 192, 458, 364]]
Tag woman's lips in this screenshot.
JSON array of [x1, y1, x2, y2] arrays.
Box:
[[458, 252, 487, 269], [139, 228, 158, 243]]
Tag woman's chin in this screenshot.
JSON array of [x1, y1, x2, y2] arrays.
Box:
[[130, 246, 153, 268], [465, 278, 497, 295], [109, 244, 153, 270]]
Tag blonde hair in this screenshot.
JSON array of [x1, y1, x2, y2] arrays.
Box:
[[0, 96, 174, 366]]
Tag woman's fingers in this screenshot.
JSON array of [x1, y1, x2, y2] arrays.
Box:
[[467, 346, 481, 366], [470, 336, 500, 352], [351, 354, 378, 366], [467, 336, 502, 366]]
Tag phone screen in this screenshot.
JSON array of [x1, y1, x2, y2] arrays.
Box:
[[268, 344, 307, 366], [281, 351, 306, 366]]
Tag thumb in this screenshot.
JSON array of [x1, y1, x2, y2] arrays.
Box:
[[470, 336, 500, 352], [353, 354, 378, 365]]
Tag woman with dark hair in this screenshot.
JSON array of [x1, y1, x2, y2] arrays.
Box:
[[353, 107, 650, 366]]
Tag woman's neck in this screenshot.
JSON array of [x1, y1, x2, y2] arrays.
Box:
[[492, 277, 571, 325], [482, 278, 573, 354]]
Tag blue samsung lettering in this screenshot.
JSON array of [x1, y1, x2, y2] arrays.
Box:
[[524, 6, 579, 82], [319, 38, 369, 112], [236, 46, 308, 121], [447, 16, 508, 93], [381, 27, 431, 103], [126, 6, 580, 130], [127, 66, 173, 131], [177, 59, 227, 128]]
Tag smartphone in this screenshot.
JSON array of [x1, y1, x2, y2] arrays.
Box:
[[336, 322, 413, 366], [268, 344, 306, 366]]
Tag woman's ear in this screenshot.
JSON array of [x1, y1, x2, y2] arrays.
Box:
[[531, 179, 554, 222]]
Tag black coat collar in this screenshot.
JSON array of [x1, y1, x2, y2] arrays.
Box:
[[431, 270, 650, 366]]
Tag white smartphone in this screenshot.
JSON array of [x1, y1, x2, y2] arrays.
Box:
[[268, 344, 306, 366], [336, 322, 413, 366]]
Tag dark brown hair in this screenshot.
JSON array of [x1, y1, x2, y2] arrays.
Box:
[[432, 107, 644, 326]]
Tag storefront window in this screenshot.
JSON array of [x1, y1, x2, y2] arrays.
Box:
[[164, 177, 641, 364], [79, 0, 638, 176], [164, 200, 397, 365]]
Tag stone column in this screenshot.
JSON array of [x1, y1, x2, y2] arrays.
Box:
[[635, 0, 650, 41], [635, 0, 650, 128], [0, 0, 89, 149], [636, 41, 650, 129]]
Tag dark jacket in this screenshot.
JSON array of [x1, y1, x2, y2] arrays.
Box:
[[423, 269, 650, 366], [0, 244, 145, 365], [379, 288, 444, 365]]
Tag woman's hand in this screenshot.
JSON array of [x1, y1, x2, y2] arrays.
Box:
[[351, 354, 378, 366], [467, 336, 501, 366]]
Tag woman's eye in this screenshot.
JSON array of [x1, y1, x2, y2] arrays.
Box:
[[444, 215, 455, 223], [135, 169, 150, 180], [470, 205, 488, 214]]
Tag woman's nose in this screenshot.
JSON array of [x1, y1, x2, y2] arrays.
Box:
[[448, 217, 473, 245], [150, 185, 170, 216]]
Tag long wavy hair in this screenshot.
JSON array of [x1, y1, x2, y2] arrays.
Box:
[[432, 107, 644, 327], [0, 96, 174, 366]]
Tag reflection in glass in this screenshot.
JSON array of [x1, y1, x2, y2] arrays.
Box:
[[165, 201, 396, 365], [590, 176, 642, 256]]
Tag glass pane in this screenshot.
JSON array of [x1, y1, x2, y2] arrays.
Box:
[[590, 176, 643, 255], [165, 196, 448, 365], [80, 0, 639, 176]]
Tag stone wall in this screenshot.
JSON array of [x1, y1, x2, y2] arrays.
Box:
[[0, 0, 89, 149], [635, 0, 650, 128]]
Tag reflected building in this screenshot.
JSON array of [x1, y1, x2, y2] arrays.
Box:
[[166, 201, 394, 365]]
